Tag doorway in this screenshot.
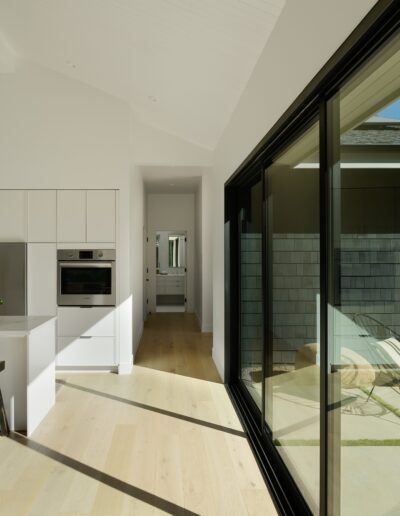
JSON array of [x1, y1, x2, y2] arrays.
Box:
[[147, 230, 187, 313]]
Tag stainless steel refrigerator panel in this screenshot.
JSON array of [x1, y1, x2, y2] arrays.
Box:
[[0, 243, 27, 315]]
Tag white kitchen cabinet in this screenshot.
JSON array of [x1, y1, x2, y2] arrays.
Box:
[[57, 190, 86, 242], [0, 190, 27, 242], [56, 306, 116, 367], [27, 190, 57, 242], [86, 190, 116, 243], [156, 275, 185, 295], [57, 306, 115, 337], [27, 244, 57, 316], [57, 336, 115, 366]]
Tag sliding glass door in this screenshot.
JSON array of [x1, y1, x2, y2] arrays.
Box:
[[265, 122, 320, 513], [226, 8, 400, 515], [327, 33, 400, 516], [238, 177, 263, 409]]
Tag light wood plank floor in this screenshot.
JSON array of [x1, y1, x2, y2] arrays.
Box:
[[0, 315, 278, 516], [135, 313, 221, 383]]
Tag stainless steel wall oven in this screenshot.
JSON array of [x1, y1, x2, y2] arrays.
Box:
[[57, 249, 116, 306]]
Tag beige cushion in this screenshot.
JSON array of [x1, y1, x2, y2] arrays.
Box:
[[295, 343, 375, 388], [340, 347, 375, 388]]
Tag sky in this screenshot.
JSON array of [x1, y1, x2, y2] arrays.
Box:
[[377, 98, 400, 119]]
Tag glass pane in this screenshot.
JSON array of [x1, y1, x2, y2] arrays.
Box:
[[265, 122, 320, 513], [61, 267, 111, 294], [239, 179, 263, 408], [329, 33, 400, 516]]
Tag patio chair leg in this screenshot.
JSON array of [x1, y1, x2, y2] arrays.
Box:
[[367, 384, 375, 402]]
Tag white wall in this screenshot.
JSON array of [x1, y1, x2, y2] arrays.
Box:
[[146, 194, 195, 313], [194, 183, 203, 327], [130, 166, 145, 356], [0, 32, 15, 73], [0, 59, 134, 372], [201, 172, 213, 332], [211, 0, 378, 379]]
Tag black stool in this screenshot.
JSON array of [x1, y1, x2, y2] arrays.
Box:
[[0, 361, 10, 436]]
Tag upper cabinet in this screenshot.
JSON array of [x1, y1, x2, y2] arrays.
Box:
[[0, 189, 116, 244], [0, 190, 27, 242], [57, 190, 116, 243], [27, 190, 57, 242], [87, 190, 116, 243], [57, 190, 86, 243]]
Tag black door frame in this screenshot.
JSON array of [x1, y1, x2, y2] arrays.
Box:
[[224, 2, 400, 515]]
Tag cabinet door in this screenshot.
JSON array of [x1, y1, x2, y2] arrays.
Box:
[[57, 306, 115, 337], [57, 190, 86, 242], [27, 190, 56, 242], [87, 190, 116, 243], [57, 336, 115, 366], [27, 243, 57, 316], [0, 190, 27, 242]]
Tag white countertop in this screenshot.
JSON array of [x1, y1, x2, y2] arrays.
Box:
[[0, 316, 56, 337]]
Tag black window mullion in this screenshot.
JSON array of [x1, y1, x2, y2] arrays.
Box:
[[319, 99, 329, 516]]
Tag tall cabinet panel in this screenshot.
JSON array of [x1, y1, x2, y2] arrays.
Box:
[[57, 190, 86, 242], [27, 243, 57, 316], [0, 190, 27, 242], [87, 190, 116, 243], [27, 190, 57, 242]]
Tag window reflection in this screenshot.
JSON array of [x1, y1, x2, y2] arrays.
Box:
[[239, 179, 263, 408], [329, 34, 400, 516], [265, 122, 320, 513]]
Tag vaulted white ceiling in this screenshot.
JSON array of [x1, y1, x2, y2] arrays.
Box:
[[0, 0, 285, 149]]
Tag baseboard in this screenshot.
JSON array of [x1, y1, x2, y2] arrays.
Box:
[[118, 360, 133, 375], [56, 366, 118, 373]]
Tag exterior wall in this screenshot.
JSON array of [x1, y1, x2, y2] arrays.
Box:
[[272, 234, 320, 368], [240, 233, 263, 371], [335, 234, 400, 364]]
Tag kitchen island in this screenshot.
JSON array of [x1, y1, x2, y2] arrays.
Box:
[[0, 316, 56, 435]]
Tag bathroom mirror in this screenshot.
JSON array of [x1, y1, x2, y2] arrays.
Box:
[[168, 235, 185, 267], [155, 231, 186, 273]]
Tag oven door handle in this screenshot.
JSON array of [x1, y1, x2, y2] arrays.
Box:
[[58, 262, 113, 268]]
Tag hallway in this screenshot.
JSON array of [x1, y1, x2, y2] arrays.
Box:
[[135, 313, 221, 382]]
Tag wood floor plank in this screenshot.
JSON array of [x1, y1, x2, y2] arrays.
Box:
[[135, 313, 221, 383], [0, 313, 277, 516]]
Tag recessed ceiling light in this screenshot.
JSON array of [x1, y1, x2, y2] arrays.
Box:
[[148, 95, 157, 102]]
